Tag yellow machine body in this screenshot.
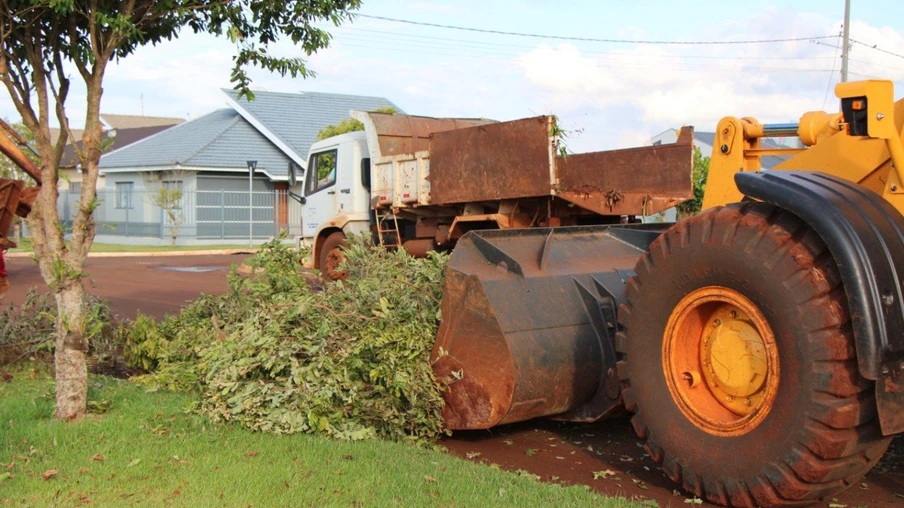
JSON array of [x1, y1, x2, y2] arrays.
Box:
[[702, 80, 904, 212]]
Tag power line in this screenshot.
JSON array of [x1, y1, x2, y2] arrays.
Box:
[[851, 39, 904, 60], [334, 35, 841, 73], [336, 26, 838, 61], [333, 40, 839, 74], [822, 34, 841, 109], [355, 14, 838, 46], [847, 57, 904, 72]]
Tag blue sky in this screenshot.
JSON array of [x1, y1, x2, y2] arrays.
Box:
[[1, 1, 902, 152]]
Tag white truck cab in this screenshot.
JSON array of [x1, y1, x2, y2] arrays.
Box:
[[300, 131, 372, 244]]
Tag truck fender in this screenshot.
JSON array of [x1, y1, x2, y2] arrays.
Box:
[[311, 216, 371, 270], [736, 171, 904, 435]]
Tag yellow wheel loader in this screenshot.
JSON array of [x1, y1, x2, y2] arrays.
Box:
[[0, 119, 40, 250], [433, 79, 904, 507]]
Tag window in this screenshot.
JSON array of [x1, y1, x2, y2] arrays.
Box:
[[69, 182, 81, 195], [306, 149, 338, 196], [163, 180, 183, 192], [115, 182, 133, 209]]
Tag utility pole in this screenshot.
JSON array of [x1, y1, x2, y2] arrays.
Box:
[[840, 0, 851, 82]]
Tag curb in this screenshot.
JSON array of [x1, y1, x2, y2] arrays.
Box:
[[5, 249, 257, 259]]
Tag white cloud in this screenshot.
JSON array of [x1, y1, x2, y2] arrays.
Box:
[[511, 9, 904, 150]]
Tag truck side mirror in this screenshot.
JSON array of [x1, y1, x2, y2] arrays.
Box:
[[288, 161, 302, 187]]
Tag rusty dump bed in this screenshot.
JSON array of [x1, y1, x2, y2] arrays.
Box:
[[354, 111, 496, 159], [432, 224, 669, 429], [429, 116, 694, 216]]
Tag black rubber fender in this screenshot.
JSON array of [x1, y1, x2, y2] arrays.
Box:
[[736, 171, 904, 434]]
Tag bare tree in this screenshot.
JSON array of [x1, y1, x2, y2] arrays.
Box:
[[144, 170, 188, 246]]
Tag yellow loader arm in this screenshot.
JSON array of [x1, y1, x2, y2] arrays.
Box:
[[0, 118, 41, 247], [702, 79, 904, 213]]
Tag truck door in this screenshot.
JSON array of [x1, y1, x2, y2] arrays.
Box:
[[302, 148, 339, 238]]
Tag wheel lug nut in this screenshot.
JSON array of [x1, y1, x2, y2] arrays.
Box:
[[713, 319, 722, 326], [730, 310, 738, 319]]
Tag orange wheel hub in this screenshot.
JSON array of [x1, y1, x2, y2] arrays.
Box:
[[662, 286, 779, 436]]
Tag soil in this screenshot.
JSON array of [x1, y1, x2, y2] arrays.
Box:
[[3, 254, 902, 506]]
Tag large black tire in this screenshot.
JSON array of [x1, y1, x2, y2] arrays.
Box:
[[319, 231, 349, 282], [616, 202, 891, 507]]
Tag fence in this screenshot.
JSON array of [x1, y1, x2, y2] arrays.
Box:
[[57, 189, 303, 243]]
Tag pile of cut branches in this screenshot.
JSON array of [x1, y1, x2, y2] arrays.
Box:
[[126, 235, 449, 442]]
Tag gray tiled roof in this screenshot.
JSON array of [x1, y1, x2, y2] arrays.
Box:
[[63, 125, 174, 168], [99, 109, 291, 177], [99, 90, 401, 179], [695, 131, 788, 170], [223, 89, 402, 164]]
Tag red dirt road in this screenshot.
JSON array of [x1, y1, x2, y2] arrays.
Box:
[[444, 420, 904, 507], [3, 254, 902, 506], [1, 254, 250, 320]]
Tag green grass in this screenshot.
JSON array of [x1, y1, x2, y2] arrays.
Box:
[[9, 238, 253, 253], [0, 364, 635, 507]]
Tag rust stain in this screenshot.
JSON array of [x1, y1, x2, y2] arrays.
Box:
[[431, 226, 660, 430]]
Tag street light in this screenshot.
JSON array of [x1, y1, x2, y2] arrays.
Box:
[[247, 160, 257, 248]]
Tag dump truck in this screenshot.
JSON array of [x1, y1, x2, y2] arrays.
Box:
[[291, 112, 695, 280], [433, 79, 904, 507]]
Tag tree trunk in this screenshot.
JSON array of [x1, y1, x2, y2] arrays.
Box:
[[53, 285, 89, 420]]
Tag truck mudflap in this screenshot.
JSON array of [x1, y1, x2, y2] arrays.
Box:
[[736, 171, 904, 435], [431, 224, 668, 430]]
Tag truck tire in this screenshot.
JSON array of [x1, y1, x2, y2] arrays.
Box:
[[320, 231, 349, 282], [616, 202, 891, 507]]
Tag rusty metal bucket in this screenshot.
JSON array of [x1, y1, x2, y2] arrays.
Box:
[[431, 224, 668, 430]]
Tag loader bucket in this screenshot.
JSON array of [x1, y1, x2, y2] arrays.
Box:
[[432, 224, 668, 430]]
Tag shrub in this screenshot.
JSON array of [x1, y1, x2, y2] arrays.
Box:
[[0, 290, 56, 364], [1, 290, 120, 369]]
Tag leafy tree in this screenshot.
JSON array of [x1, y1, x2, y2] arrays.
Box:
[[0, 0, 360, 420], [676, 146, 711, 219], [316, 106, 398, 140]]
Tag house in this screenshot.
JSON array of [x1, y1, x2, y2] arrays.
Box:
[[59, 123, 182, 193], [88, 89, 400, 244], [100, 114, 185, 131], [50, 113, 184, 148]]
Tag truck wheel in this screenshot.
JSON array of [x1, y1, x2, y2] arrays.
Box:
[[616, 202, 891, 507], [320, 231, 349, 282]]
